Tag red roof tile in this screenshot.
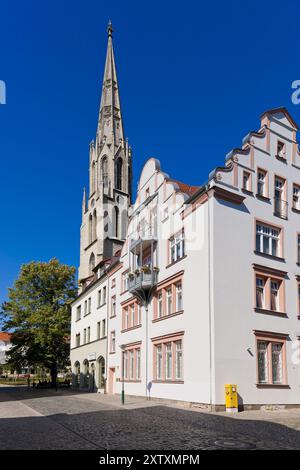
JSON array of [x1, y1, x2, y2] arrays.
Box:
[[168, 179, 199, 196], [0, 332, 11, 342]]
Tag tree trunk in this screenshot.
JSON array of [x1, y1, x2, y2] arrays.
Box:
[[50, 364, 57, 389]]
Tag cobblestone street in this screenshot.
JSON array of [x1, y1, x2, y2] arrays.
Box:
[[1, 385, 300, 450]]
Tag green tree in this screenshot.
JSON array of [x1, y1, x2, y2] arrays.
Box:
[[0, 259, 77, 386]]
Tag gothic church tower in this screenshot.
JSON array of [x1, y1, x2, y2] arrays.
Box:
[[79, 22, 132, 282]]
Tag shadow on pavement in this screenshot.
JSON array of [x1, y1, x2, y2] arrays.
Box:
[[0, 403, 300, 450]]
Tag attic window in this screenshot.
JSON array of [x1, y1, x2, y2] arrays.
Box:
[[277, 141, 286, 160]]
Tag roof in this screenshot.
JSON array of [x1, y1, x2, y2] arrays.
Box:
[[0, 332, 11, 342], [168, 179, 200, 197], [260, 107, 299, 130]]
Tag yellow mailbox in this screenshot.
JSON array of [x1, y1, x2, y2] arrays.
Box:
[[225, 384, 238, 412]]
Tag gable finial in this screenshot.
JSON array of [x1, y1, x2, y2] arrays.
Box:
[[107, 20, 113, 37]]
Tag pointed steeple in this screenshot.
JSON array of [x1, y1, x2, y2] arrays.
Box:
[[97, 21, 125, 150]]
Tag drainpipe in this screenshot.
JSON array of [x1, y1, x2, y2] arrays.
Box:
[[207, 190, 213, 410]]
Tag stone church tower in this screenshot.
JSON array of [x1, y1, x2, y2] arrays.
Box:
[[79, 22, 132, 282]]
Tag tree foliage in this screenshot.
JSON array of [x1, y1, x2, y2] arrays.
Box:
[[0, 259, 77, 384]]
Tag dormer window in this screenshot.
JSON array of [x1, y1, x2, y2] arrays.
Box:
[[277, 141, 286, 160]]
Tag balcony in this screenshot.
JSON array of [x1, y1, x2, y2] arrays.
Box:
[[128, 267, 159, 298], [274, 197, 288, 219]]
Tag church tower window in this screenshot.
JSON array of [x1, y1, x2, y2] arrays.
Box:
[[116, 157, 123, 190]]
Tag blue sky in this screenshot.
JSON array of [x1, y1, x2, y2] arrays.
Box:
[[1, 0, 300, 306]]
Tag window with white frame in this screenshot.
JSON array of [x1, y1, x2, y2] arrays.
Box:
[[154, 338, 184, 382], [257, 337, 286, 385], [87, 326, 90, 343], [293, 185, 300, 210], [102, 319, 106, 337], [256, 277, 265, 309], [176, 282, 183, 311], [84, 300, 87, 316], [277, 141, 286, 159], [129, 350, 134, 380], [243, 171, 251, 191], [165, 343, 173, 380], [158, 292, 163, 318], [83, 328, 87, 344], [256, 222, 281, 257], [136, 348, 141, 380], [123, 347, 141, 381], [88, 297, 91, 314], [156, 345, 163, 379], [166, 288, 172, 315], [76, 305, 81, 321], [110, 331, 116, 353], [75, 333, 80, 347], [97, 322, 100, 339], [111, 296, 116, 317], [270, 280, 279, 311], [97, 290, 102, 307], [169, 231, 185, 264], [257, 169, 267, 197], [103, 286, 107, 304], [175, 340, 183, 380]]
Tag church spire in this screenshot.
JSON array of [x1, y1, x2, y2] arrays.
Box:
[[97, 21, 125, 150]]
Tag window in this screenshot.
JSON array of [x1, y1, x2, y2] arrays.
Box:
[[154, 277, 183, 320], [277, 141, 286, 159], [111, 278, 116, 288], [165, 343, 173, 380], [158, 292, 163, 318], [274, 177, 287, 218], [153, 336, 184, 382], [75, 333, 80, 347], [257, 341, 268, 384], [129, 350, 134, 380], [93, 210, 97, 241], [243, 171, 251, 191], [145, 187, 150, 199], [256, 222, 281, 257], [293, 184, 300, 210], [175, 340, 183, 380], [256, 277, 265, 309], [122, 300, 141, 331], [102, 319, 106, 337], [89, 253, 95, 275], [89, 214, 93, 244], [116, 157, 123, 191], [270, 280, 279, 311], [83, 328, 87, 345], [256, 335, 286, 385], [84, 300, 87, 316], [166, 288, 173, 315], [137, 303, 141, 326], [101, 156, 108, 190], [122, 271, 129, 292], [169, 231, 185, 264], [124, 351, 128, 379], [88, 297, 91, 314], [136, 349, 141, 380], [98, 290, 102, 307], [176, 283, 183, 311], [254, 267, 285, 314], [110, 331, 116, 353], [97, 322, 101, 339], [111, 296, 116, 318], [123, 347, 141, 381], [103, 286, 107, 304], [114, 206, 119, 238], [156, 345, 163, 380], [76, 305, 81, 321], [87, 326, 90, 343], [257, 169, 267, 197]]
